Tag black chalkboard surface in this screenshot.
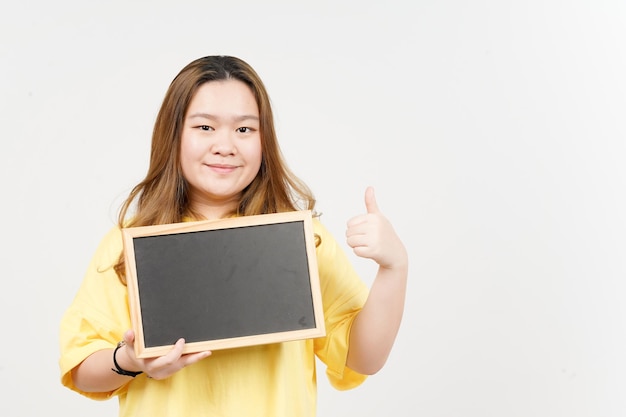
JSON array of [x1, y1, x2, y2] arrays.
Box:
[[122, 210, 325, 358]]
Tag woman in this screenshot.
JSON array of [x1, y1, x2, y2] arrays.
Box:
[[59, 55, 408, 416]]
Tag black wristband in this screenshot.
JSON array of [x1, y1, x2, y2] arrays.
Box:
[[111, 341, 143, 377]]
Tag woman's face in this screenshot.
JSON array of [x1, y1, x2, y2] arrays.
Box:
[[180, 79, 262, 219]]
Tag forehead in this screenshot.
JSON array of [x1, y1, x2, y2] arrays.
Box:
[[187, 79, 259, 116]]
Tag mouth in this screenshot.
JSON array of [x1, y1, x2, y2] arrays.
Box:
[[205, 163, 238, 174]]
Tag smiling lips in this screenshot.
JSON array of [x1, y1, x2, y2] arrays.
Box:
[[205, 163, 239, 174]]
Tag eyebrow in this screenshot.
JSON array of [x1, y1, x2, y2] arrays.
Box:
[[187, 112, 259, 122]]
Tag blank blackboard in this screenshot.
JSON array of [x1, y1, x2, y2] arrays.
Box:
[[122, 210, 325, 358]]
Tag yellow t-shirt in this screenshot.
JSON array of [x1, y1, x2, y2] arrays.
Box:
[[59, 218, 368, 417]]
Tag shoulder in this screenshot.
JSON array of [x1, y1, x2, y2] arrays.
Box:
[[85, 225, 124, 272], [312, 217, 337, 247], [311, 217, 347, 262], [312, 216, 331, 236], [97, 224, 124, 252]]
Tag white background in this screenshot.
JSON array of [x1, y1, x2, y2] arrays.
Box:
[[1, 1, 625, 416]]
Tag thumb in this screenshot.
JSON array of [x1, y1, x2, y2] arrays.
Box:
[[123, 329, 136, 346], [364, 186, 380, 214]]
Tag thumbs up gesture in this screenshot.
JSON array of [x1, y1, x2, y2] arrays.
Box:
[[346, 186, 407, 269]]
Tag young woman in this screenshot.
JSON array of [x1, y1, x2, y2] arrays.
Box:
[[59, 55, 408, 416]]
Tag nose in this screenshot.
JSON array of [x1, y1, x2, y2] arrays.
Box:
[[210, 128, 236, 155]]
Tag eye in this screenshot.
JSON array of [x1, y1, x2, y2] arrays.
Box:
[[237, 127, 253, 133], [199, 125, 213, 131]]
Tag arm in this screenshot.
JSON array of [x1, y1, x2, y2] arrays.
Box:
[[345, 186, 409, 375], [72, 330, 211, 392]]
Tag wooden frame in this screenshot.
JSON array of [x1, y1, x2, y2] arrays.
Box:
[[122, 210, 325, 358]]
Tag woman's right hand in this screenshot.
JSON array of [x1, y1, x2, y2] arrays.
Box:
[[121, 329, 212, 380]]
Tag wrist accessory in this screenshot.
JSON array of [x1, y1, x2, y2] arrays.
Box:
[[111, 341, 143, 377]]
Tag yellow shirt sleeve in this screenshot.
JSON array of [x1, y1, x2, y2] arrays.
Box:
[[58, 225, 132, 400], [312, 218, 369, 390]]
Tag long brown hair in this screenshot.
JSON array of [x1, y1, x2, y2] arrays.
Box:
[[113, 55, 316, 283]]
